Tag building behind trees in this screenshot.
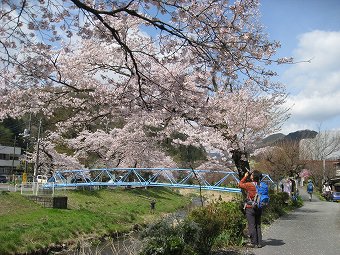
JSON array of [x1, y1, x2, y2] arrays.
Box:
[[0, 145, 22, 176]]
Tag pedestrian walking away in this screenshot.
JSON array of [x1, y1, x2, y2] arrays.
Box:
[[238, 170, 264, 248], [307, 179, 314, 201]]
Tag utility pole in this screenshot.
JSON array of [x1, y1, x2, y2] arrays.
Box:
[[25, 113, 32, 174], [19, 113, 32, 184], [33, 118, 42, 182], [11, 135, 17, 178], [323, 158, 326, 182]]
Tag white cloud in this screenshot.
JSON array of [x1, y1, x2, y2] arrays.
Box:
[[280, 30, 340, 134], [286, 92, 340, 120], [291, 31, 339, 62]]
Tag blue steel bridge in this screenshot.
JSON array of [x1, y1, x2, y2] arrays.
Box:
[[43, 167, 274, 193]]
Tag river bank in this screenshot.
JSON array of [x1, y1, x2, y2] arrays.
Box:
[[51, 190, 239, 255], [0, 187, 196, 255]]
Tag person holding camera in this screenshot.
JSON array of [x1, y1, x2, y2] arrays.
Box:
[[238, 170, 263, 248]]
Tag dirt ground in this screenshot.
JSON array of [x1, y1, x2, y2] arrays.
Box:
[[177, 189, 240, 203]]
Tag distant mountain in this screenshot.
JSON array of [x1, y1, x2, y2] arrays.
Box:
[[258, 129, 318, 148], [283, 129, 318, 142], [259, 133, 286, 147]]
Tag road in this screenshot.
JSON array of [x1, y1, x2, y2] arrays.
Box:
[[0, 183, 17, 192], [252, 188, 340, 255]]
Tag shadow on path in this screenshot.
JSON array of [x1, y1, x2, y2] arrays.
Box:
[[278, 207, 321, 220], [211, 239, 285, 255], [262, 238, 285, 247]]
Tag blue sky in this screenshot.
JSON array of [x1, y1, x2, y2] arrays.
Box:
[[259, 0, 340, 135]]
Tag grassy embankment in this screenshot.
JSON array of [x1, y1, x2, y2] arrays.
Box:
[[0, 187, 195, 255]]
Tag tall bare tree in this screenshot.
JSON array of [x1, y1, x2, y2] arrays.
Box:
[[300, 130, 340, 181], [254, 140, 303, 181]]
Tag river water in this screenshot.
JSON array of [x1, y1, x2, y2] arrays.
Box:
[[59, 233, 143, 255]]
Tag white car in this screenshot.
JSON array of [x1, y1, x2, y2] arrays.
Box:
[[36, 175, 48, 183]]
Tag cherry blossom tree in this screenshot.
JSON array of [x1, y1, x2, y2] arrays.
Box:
[[29, 132, 84, 175], [0, 0, 291, 174], [1, 0, 290, 89], [67, 117, 178, 168]]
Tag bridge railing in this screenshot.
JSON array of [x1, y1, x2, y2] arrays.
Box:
[[43, 167, 274, 193]]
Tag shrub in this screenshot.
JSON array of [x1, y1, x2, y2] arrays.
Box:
[[288, 194, 303, 208], [187, 203, 226, 254], [140, 201, 246, 255], [187, 201, 245, 254], [262, 191, 303, 224], [139, 218, 199, 255], [214, 202, 246, 247]]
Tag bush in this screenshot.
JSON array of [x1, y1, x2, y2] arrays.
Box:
[[139, 218, 199, 255], [288, 194, 303, 208], [140, 201, 246, 255], [186, 201, 245, 254], [187, 202, 227, 254], [262, 191, 303, 224], [213, 202, 246, 247]]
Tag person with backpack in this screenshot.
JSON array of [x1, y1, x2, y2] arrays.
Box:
[[307, 179, 314, 201], [238, 170, 268, 248]]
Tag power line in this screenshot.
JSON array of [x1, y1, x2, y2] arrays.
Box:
[[0, 115, 38, 137]]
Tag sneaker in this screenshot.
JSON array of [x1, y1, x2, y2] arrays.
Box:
[[244, 243, 256, 248], [256, 244, 263, 248]]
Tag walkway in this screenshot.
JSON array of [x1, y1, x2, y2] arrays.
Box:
[[252, 188, 340, 255]]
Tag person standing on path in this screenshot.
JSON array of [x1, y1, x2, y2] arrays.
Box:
[[283, 179, 292, 197], [307, 179, 314, 201], [252, 188, 340, 255], [238, 170, 263, 248]]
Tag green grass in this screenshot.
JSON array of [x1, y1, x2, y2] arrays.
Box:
[[0, 188, 190, 255]]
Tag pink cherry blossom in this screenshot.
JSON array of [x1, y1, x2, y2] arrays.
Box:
[[0, 0, 290, 172]]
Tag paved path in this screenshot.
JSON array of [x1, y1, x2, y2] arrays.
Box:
[[252, 188, 340, 255]]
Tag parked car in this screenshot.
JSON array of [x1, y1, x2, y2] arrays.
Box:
[[36, 175, 48, 183], [70, 177, 91, 183], [0, 175, 8, 183], [332, 191, 340, 202], [332, 183, 340, 202]]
